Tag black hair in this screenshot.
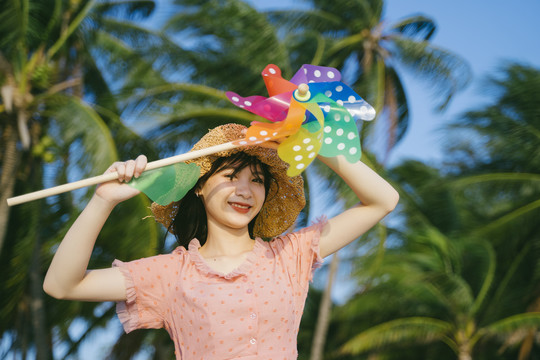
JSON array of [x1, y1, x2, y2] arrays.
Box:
[[169, 152, 274, 248]]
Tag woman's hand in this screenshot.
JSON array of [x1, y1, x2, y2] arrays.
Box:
[[95, 155, 148, 205]]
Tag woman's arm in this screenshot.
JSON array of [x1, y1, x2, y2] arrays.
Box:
[[317, 155, 399, 258], [43, 156, 147, 301]]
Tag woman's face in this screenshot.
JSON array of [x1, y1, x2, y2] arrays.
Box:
[[198, 164, 266, 233]]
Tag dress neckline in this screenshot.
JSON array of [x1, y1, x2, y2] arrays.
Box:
[[187, 237, 264, 279]]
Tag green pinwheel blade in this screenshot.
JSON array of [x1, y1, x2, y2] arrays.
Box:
[[128, 163, 201, 205]]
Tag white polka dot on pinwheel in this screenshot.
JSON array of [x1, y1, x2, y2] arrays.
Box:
[[293, 145, 301, 151], [245, 101, 252, 106], [269, 67, 277, 74], [335, 85, 343, 92], [348, 132, 356, 140], [327, 71, 335, 79], [314, 70, 321, 77], [324, 137, 332, 144], [337, 143, 345, 150], [336, 129, 344, 136], [232, 96, 240, 102], [349, 147, 358, 155]]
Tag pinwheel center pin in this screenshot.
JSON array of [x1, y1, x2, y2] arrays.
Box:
[[294, 83, 311, 102]]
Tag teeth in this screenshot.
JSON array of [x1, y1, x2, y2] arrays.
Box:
[[232, 203, 250, 209]]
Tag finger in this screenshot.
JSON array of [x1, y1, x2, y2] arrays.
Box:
[[124, 160, 136, 181], [134, 155, 147, 178], [104, 162, 121, 177], [116, 163, 126, 182]]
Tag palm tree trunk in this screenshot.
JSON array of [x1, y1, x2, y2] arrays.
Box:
[[458, 342, 472, 360], [0, 122, 20, 254], [309, 253, 339, 360]]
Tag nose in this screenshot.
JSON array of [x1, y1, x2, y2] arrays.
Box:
[[234, 177, 252, 198]]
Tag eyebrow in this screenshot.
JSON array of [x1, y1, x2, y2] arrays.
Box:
[[249, 165, 265, 178]]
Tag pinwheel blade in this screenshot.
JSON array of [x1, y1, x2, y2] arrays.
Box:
[[129, 163, 201, 205]]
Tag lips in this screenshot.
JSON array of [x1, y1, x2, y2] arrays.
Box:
[[229, 202, 252, 214]]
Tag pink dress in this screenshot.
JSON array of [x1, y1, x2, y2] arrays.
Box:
[[113, 220, 325, 360]]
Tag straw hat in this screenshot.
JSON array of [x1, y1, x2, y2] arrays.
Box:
[[150, 123, 306, 238]]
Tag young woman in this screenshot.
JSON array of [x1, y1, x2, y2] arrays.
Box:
[[43, 123, 399, 359]]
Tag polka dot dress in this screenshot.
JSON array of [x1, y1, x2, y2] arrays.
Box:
[[113, 220, 326, 360]]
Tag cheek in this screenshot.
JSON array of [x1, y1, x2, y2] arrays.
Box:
[[254, 186, 266, 203]]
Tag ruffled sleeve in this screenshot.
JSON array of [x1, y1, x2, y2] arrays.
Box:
[[269, 217, 327, 289], [112, 251, 183, 333]]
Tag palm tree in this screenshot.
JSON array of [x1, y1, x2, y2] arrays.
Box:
[[444, 62, 540, 359], [332, 158, 540, 360], [0, 0, 180, 358], [335, 63, 540, 359]]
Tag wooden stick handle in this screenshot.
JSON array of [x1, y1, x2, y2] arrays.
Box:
[[7, 141, 239, 207]]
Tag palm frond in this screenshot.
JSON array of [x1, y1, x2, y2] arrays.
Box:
[[266, 9, 344, 33], [480, 313, 540, 340], [47, 94, 118, 176], [389, 37, 471, 111], [94, 0, 155, 19], [340, 317, 453, 354], [389, 15, 436, 40]]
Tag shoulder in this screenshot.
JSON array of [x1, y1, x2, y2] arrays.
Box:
[[272, 216, 328, 241], [114, 246, 188, 271], [266, 216, 328, 252]]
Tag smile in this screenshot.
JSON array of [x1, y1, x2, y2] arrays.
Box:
[[229, 202, 252, 213]]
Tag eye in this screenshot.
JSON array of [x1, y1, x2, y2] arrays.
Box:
[[252, 176, 265, 184]]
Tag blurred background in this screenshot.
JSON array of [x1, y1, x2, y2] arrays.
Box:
[[1, 0, 540, 359]]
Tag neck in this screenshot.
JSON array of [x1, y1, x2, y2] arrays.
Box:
[[200, 222, 254, 257]]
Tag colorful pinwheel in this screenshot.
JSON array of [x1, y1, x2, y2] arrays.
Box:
[[226, 64, 376, 176]]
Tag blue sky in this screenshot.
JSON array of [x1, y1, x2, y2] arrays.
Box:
[[382, 0, 540, 165]]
